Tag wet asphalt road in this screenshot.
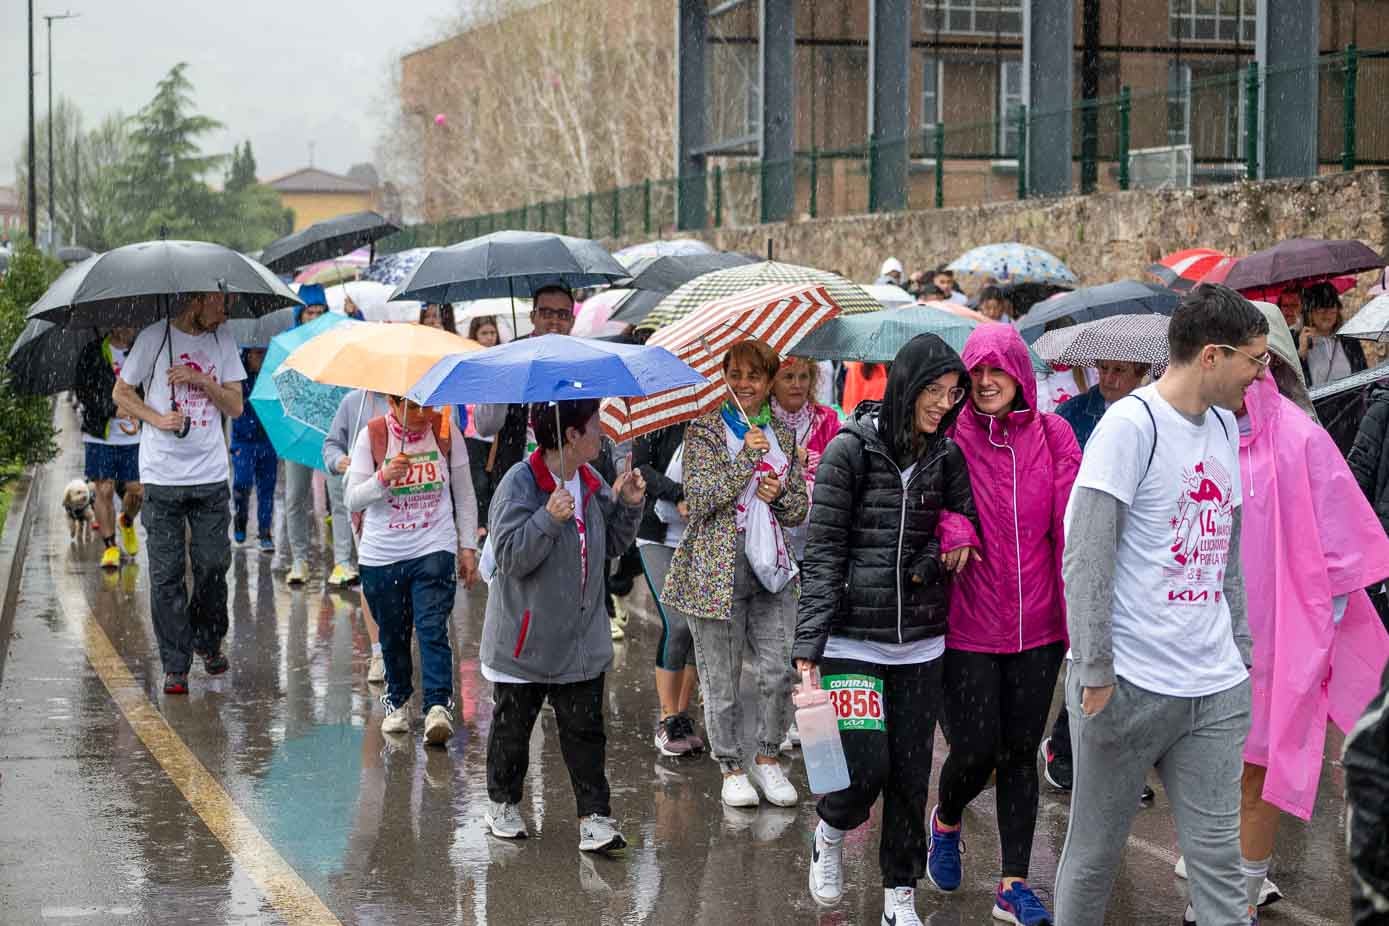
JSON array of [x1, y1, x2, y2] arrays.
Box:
[[0, 412, 1359, 925]]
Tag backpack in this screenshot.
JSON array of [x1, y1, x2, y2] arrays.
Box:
[[1127, 394, 1230, 488], [350, 408, 453, 537]]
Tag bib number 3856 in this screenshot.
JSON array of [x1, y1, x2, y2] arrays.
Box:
[[822, 674, 886, 732]]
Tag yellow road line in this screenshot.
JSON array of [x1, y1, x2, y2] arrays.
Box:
[[57, 583, 342, 926]]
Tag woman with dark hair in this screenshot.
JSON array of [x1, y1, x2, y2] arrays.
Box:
[[478, 398, 646, 853], [420, 302, 458, 334], [663, 339, 809, 809], [468, 315, 500, 347], [1299, 282, 1367, 387]]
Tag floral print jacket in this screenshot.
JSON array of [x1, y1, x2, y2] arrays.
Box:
[[661, 410, 809, 621]]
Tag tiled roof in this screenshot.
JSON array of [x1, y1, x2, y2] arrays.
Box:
[[265, 168, 374, 194]]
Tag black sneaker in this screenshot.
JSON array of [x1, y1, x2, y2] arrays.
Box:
[[163, 672, 189, 695], [1040, 737, 1072, 791], [674, 713, 705, 754], [201, 650, 229, 675], [1139, 784, 1156, 805]]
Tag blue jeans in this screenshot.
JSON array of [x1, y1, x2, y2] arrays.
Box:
[[231, 440, 277, 536], [360, 550, 457, 711]]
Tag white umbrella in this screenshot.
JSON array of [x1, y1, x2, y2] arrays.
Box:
[[1339, 294, 1389, 340], [862, 283, 915, 308], [458, 297, 533, 340]]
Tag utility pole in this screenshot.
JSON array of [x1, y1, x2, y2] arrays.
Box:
[[27, 0, 37, 242], [45, 10, 79, 250]]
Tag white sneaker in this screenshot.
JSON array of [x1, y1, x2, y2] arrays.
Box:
[[721, 772, 760, 808], [380, 697, 412, 734], [809, 822, 844, 905], [424, 704, 454, 745], [747, 760, 799, 807], [1174, 856, 1282, 907], [578, 814, 627, 853], [485, 800, 528, 839], [786, 721, 801, 747], [1175, 855, 1187, 879], [287, 560, 308, 585], [366, 654, 386, 684], [882, 886, 923, 926]]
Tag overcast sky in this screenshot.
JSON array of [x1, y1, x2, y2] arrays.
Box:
[[0, 0, 461, 187]]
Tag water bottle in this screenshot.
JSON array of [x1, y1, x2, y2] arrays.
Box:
[[793, 666, 851, 794]]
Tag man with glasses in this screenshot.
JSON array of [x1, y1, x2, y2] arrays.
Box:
[[1054, 285, 1269, 926]]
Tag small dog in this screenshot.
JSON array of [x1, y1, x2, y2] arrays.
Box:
[[62, 478, 96, 542]]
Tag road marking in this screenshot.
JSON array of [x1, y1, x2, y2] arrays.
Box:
[[56, 582, 342, 926]]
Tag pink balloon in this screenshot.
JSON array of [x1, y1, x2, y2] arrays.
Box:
[[434, 113, 447, 126]]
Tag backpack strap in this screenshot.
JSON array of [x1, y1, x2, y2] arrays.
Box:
[[1128, 395, 1159, 486], [367, 416, 389, 469], [433, 407, 452, 460]]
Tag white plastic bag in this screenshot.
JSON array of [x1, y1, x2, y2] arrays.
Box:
[[733, 427, 798, 594]]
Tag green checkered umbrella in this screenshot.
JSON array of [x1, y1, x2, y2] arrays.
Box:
[[642, 260, 882, 328]]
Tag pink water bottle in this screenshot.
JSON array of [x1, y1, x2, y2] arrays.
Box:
[[793, 666, 851, 794]]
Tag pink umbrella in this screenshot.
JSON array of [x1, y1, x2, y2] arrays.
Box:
[[571, 289, 633, 339], [293, 247, 371, 284]]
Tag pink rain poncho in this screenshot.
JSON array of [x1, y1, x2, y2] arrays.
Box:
[[1239, 373, 1389, 819]]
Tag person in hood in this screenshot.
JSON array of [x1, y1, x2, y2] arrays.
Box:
[[282, 284, 330, 587], [925, 323, 1080, 925], [230, 347, 277, 551], [876, 257, 905, 288], [794, 333, 979, 926]]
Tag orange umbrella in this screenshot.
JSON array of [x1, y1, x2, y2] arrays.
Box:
[[279, 321, 482, 398]]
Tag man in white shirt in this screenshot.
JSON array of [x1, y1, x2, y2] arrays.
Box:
[[1053, 285, 1270, 926], [113, 293, 246, 697]]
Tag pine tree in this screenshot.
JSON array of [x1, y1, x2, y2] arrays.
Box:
[[225, 141, 258, 193]]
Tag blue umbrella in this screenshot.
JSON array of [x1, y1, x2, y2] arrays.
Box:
[[1014, 280, 1179, 344], [249, 312, 360, 470], [947, 243, 1079, 287], [273, 366, 352, 436]]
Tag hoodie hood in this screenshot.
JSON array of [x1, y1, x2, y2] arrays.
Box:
[[294, 284, 328, 326], [1239, 371, 1283, 449], [878, 333, 968, 468], [959, 322, 1039, 420], [880, 257, 904, 276], [1249, 300, 1318, 420]]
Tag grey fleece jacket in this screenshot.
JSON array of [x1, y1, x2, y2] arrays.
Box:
[[1063, 486, 1252, 689], [480, 455, 643, 684], [322, 389, 390, 472]]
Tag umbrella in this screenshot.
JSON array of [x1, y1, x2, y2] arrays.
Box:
[[601, 282, 843, 442], [57, 245, 96, 265], [1146, 248, 1227, 291], [947, 243, 1079, 287], [27, 239, 300, 329], [642, 260, 881, 329], [362, 247, 437, 286], [279, 321, 482, 397], [1015, 281, 1179, 343], [1339, 294, 1389, 340], [5, 318, 97, 395], [862, 283, 917, 309], [457, 298, 532, 339], [1309, 359, 1389, 402], [249, 311, 360, 470], [296, 261, 364, 287], [612, 237, 716, 268], [1213, 238, 1385, 293], [259, 211, 400, 274], [1031, 314, 1170, 368], [273, 366, 352, 436], [572, 290, 634, 339], [608, 252, 757, 325], [228, 306, 297, 349], [793, 305, 979, 362]]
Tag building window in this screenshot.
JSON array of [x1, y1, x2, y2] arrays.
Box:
[[998, 59, 1023, 156], [1167, 60, 1246, 160], [1170, 0, 1256, 43], [922, 0, 1023, 37], [922, 56, 942, 129]]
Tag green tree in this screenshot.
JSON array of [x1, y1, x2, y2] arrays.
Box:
[[0, 244, 61, 466], [225, 141, 258, 194], [13, 100, 131, 250]]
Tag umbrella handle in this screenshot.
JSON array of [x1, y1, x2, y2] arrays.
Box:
[[554, 402, 565, 481], [164, 295, 191, 439]]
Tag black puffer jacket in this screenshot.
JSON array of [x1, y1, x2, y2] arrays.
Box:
[[1350, 386, 1389, 538], [794, 334, 978, 662], [633, 422, 686, 543], [1345, 665, 1389, 925]]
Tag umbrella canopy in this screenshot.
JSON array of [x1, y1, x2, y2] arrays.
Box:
[[249, 311, 360, 470], [793, 305, 978, 362], [642, 260, 881, 329], [1030, 314, 1170, 368], [1309, 358, 1389, 403], [1147, 247, 1227, 291], [5, 318, 98, 395], [572, 289, 634, 339], [280, 321, 482, 396], [362, 246, 437, 286], [296, 261, 364, 287], [609, 252, 757, 325], [1015, 280, 1178, 343], [389, 230, 629, 304], [407, 334, 705, 408], [455, 298, 532, 339], [613, 238, 716, 268], [273, 366, 352, 437], [862, 283, 916, 309], [57, 245, 96, 265], [27, 239, 300, 329], [259, 211, 400, 274], [601, 282, 842, 442], [1339, 294, 1389, 340], [1214, 238, 1385, 293], [947, 243, 1079, 287], [228, 306, 297, 349]]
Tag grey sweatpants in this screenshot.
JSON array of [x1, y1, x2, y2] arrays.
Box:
[[284, 461, 314, 564], [1054, 669, 1251, 926], [323, 471, 355, 568]]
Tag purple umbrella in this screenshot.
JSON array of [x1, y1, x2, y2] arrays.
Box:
[[1220, 238, 1385, 293]]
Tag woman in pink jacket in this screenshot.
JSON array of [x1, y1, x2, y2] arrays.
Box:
[[926, 323, 1081, 926]]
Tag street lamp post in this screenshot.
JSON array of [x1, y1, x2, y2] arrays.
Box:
[[44, 9, 79, 251], [27, 0, 36, 242]]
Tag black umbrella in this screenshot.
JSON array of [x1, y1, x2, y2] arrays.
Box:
[[5, 318, 98, 395], [57, 245, 95, 265], [1220, 238, 1385, 293], [1015, 281, 1179, 343], [608, 252, 757, 325], [258, 211, 400, 274], [227, 306, 297, 349]]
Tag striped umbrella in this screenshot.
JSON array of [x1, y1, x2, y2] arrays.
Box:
[[1031, 314, 1170, 368], [1147, 248, 1228, 291], [641, 260, 881, 329], [600, 282, 842, 441]]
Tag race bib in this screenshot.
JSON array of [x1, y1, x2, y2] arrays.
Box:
[[823, 673, 886, 732], [386, 450, 445, 530]]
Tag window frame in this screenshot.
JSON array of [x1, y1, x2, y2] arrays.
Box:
[[921, 0, 1023, 38]]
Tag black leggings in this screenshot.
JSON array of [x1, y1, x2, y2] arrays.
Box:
[[936, 642, 1065, 879]]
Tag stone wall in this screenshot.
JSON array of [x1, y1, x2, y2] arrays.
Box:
[[608, 169, 1389, 295]]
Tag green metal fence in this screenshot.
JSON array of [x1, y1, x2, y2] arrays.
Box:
[[382, 48, 1389, 253]]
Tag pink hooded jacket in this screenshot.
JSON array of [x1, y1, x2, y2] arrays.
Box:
[[939, 323, 1082, 653], [1238, 374, 1389, 819]]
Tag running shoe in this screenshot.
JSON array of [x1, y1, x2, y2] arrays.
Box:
[[485, 800, 528, 839], [258, 534, 274, 553], [234, 529, 246, 544], [287, 561, 308, 585], [674, 713, 705, 753], [1140, 784, 1156, 805], [926, 805, 964, 892], [328, 563, 357, 588], [721, 772, 759, 808], [1181, 904, 1259, 925], [578, 814, 627, 853], [423, 704, 454, 745], [366, 654, 386, 684], [380, 696, 412, 734], [655, 714, 694, 757], [200, 649, 229, 676], [1039, 736, 1072, 791], [163, 672, 189, 695], [610, 616, 625, 640], [119, 517, 139, 557], [993, 881, 1053, 925], [747, 759, 799, 807], [808, 821, 844, 905], [882, 887, 923, 926], [1175, 857, 1282, 908], [100, 545, 121, 570]]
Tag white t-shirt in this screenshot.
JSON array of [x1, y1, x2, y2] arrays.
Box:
[[350, 424, 468, 567], [567, 472, 590, 592], [83, 343, 141, 446], [120, 321, 246, 486], [1066, 384, 1247, 698], [1037, 367, 1098, 414]]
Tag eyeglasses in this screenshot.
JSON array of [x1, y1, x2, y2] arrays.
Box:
[[533, 307, 573, 321], [922, 384, 967, 405], [1214, 344, 1272, 368]]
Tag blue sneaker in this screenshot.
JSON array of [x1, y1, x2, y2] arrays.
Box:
[[233, 528, 246, 544], [258, 534, 274, 553], [993, 881, 1053, 925], [926, 805, 963, 892]]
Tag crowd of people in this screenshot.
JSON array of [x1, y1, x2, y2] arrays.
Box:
[[64, 252, 1389, 926]]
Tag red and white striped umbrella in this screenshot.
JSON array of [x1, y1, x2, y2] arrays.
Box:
[[1146, 248, 1228, 291], [600, 282, 842, 441]]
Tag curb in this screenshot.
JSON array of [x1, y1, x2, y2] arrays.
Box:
[[0, 462, 42, 686]]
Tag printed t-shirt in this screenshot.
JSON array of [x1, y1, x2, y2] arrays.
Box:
[[350, 421, 468, 567]]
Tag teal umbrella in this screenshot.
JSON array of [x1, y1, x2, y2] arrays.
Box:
[[249, 312, 359, 471], [794, 305, 1050, 374]]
